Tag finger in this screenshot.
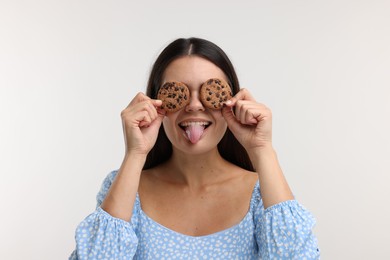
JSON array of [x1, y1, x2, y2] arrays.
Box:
[[139, 100, 164, 126], [234, 100, 251, 123], [144, 101, 158, 120], [128, 92, 151, 106], [150, 109, 165, 126], [142, 99, 163, 122], [121, 102, 156, 128], [130, 98, 162, 118], [156, 107, 166, 117], [244, 108, 259, 125], [221, 105, 241, 131], [234, 101, 242, 121], [142, 106, 166, 131], [234, 88, 255, 101], [150, 99, 163, 108], [243, 103, 269, 124], [225, 88, 255, 107], [148, 99, 166, 119], [138, 111, 152, 127], [235, 101, 265, 125]]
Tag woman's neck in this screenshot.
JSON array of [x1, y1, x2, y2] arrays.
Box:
[[161, 148, 232, 189]]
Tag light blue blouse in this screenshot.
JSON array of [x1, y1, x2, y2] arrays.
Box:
[[70, 171, 320, 259]]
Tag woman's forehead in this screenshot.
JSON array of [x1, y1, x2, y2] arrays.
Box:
[[162, 56, 227, 89]]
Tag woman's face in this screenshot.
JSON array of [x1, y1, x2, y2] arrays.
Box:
[[161, 56, 228, 154]]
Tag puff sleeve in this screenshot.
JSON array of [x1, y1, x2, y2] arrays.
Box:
[[251, 182, 320, 259], [69, 171, 139, 260]]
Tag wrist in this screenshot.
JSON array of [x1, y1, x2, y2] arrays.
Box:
[[247, 142, 275, 157], [247, 144, 278, 170], [123, 150, 148, 163]]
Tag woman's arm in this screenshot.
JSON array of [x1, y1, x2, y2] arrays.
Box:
[[101, 93, 165, 221], [247, 145, 294, 208], [222, 88, 293, 208], [100, 153, 146, 221], [69, 171, 140, 260], [223, 88, 319, 258]]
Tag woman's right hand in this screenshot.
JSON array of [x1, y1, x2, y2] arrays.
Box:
[[121, 92, 165, 156]]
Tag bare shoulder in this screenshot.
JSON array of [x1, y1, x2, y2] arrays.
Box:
[[138, 163, 177, 196], [138, 167, 160, 191], [229, 164, 258, 190], [242, 169, 258, 184]]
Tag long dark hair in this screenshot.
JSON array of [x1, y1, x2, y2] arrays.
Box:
[[144, 37, 254, 171]]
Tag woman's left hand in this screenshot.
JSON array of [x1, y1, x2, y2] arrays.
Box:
[[222, 88, 273, 151]]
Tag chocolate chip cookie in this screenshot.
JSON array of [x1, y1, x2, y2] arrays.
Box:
[[200, 78, 232, 109], [157, 81, 190, 112]]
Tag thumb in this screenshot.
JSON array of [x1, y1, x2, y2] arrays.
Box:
[[151, 99, 165, 124], [222, 105, 240, 132], [150, 106, 166, 127]]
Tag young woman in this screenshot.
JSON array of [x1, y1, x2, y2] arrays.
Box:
[[70, 37, 320, 259]]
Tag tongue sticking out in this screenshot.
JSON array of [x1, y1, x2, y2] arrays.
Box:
[[185, 124, 205, 144]]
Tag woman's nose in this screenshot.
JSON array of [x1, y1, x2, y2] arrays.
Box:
[[185, 92, 205, 112]]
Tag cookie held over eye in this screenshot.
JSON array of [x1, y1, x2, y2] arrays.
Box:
[[200, 78, 233, 109], [157, 81, 190, 112]]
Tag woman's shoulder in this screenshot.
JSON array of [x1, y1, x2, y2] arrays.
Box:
[[238, 168, 259, 199], [215, 163, 259, 213], [228, 166, 260, 211], [228, 162, 258, 187]]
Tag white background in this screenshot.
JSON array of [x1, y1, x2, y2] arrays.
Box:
[[1, 0, 389, 259]]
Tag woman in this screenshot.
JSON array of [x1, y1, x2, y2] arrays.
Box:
[[70, 37, 320, 259]]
